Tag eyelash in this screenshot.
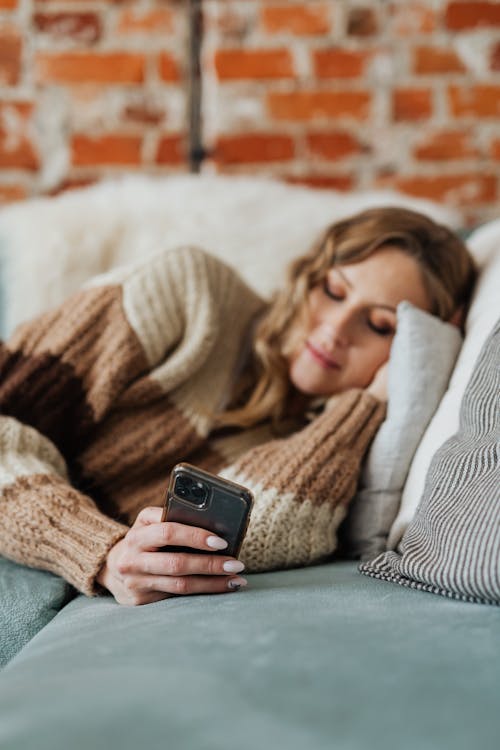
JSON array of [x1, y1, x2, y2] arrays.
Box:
[[322, 279, 342, 301], [322, 280, 394, 337]]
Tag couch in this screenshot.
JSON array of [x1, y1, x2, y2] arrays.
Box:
[[0, 175, 498, 750]]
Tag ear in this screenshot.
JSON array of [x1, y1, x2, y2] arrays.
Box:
[[448, 305, 465, 329]]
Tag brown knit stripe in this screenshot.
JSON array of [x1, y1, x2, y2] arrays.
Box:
[[111, 443, 228, 526], [74, 383, 208, 510], [8, 286, 148, 423], [0, 342, 94, 460]]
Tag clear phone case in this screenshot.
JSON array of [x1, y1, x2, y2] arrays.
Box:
[[161, 463, 254, 558]]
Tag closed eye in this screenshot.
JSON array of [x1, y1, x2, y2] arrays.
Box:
[[322, 279, 343, 301], [368, 321, 394, 337]]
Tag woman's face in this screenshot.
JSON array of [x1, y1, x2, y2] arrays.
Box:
[[287, 246, 431, 396]]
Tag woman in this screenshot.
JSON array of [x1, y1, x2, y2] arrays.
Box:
[[0, 207, 476, 605]]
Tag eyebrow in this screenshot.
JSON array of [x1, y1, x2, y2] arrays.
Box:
[[332, 266, 397, 314]]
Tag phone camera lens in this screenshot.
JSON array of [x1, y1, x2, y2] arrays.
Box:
[[174, 475, 208, 506], [175, 475, 191, 498], [191, 481, 208, 503]]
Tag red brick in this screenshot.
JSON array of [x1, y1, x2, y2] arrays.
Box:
[[0, 29, 21, 85], [268, 90, 371, 121], [393, 88, 433, 121], [347, 7, 378, 36], [214, 134, 295, 164], [35, 52, 146, 84], [445, 1, 500, 29], [490, 138, 500, 159], [414, 130, 479, 160], [491, 41, 500, 71], [158, 52, 181, 82], [261, 4, 331, 35], [313, 49, 370, 79], [214, 49, 294, 80], [390, 3, 436, 34], [449, 85, 500, 117], [155, 135, 185, 165], [122, 103, 166, 126], [306, 131, 366, 160], [116, 8, 174, 34], [286, 174, 355, 191], [414, 46, 466, 74], [381, 173, 497, 204], [0, 0, 18, 8], [0, 184, 27, 204], [33, 13, 101, 43], [71, 135, 142, 166], [0, 136, 38, 170]]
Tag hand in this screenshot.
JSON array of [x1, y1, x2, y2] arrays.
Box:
[[96, 507, 247, 606], [366, 361, 389, 402]]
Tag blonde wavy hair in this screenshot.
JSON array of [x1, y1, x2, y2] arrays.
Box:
[[216, 207, 477, 429]]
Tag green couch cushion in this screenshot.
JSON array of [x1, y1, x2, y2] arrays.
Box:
[[0, 556, 74, 667], [0, 562, 499, 750]]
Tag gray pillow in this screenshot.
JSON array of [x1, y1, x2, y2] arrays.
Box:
[[360, 318, 499, 605], [0, 557, 74, 667], [340, 302, 462, 559]]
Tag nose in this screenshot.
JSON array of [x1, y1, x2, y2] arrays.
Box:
[[318, 310, 352, 350]]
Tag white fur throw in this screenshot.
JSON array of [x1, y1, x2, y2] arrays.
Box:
[[0, 174, 462, 336]]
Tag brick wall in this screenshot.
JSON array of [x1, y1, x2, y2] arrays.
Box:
[[1, 0, 500, 225], [202, 0, 500, 225], [0, 0, 189, 201]]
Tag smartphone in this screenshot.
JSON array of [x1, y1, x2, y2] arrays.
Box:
[[160, 463, 254, 558]]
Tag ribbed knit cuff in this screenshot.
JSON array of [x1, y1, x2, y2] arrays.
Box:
[[44, 500, 130, 597], [1, 474, 129, 597]]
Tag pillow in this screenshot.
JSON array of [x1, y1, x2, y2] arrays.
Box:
[[339, 301, 462, 560], [0, 556, 75, 667], [359, 318, 499, 605], [387, 220, 500, 549]]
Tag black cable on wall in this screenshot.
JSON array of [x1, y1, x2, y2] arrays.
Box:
[[188, 0, 205, 172]]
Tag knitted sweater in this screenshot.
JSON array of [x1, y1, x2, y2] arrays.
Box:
[[0, 246, 386, 596]]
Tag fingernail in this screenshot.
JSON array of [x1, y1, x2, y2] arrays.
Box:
[[228, 577, 247, 590], [223, 560, 245, 573], [206, 536, 228, 550]]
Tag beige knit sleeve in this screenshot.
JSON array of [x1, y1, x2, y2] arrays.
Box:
[[0, 416, 128, 595], [220, 389, 386, 572]]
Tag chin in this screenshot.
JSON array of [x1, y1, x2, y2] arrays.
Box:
[[289, 373, 336, 397]]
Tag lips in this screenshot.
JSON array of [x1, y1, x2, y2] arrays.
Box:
[[305, 341, 340, 370]]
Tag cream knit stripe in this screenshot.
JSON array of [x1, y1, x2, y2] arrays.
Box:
[[116, 246, 219, 372], [220, 470, 346, 571], [168, 257, 265, 436], [0, 416, 68, 489], [1, 473, 128, 596]]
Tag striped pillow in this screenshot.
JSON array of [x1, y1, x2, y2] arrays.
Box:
[[360, 318, 500, 605]]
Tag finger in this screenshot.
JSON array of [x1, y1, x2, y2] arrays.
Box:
[[131, 521, 228, 553], [120, 591, 172, 607], [139, 551, 245, 577], [133, 507, 164, 527], [135, 574, 248, 597]]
